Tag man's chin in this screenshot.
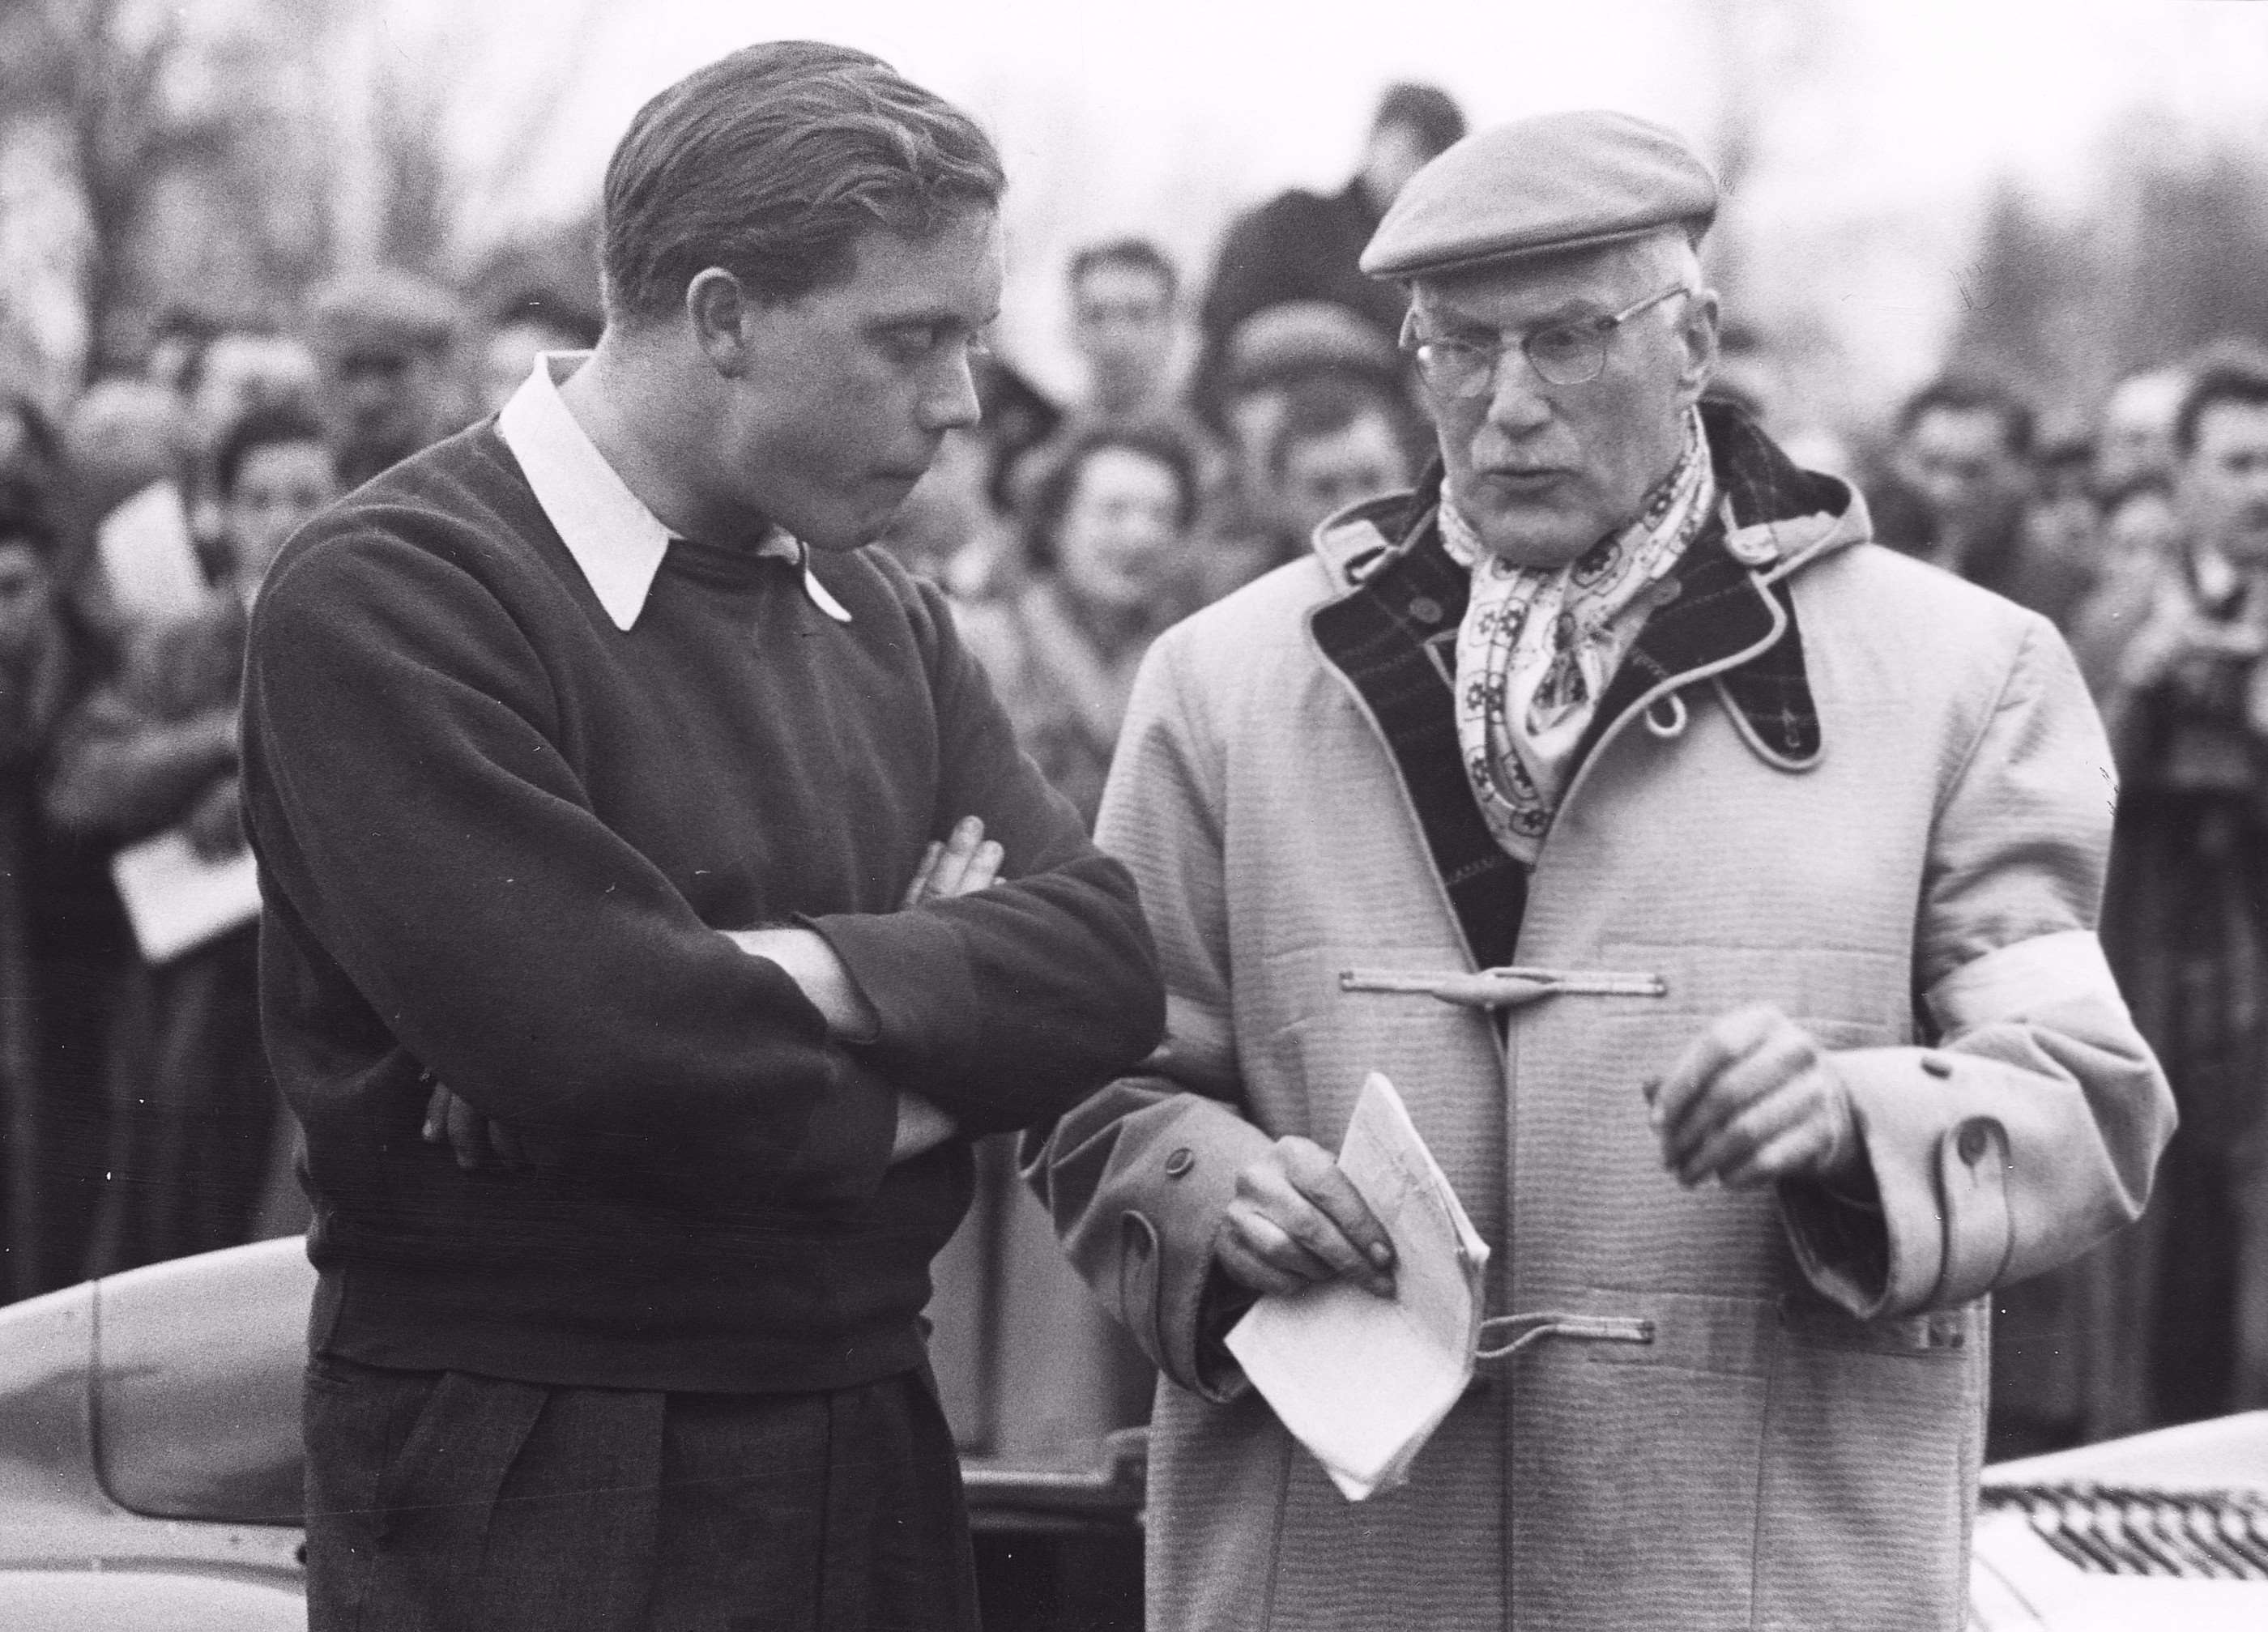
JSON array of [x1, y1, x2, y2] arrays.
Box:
[[1464, 506, 1593, 571]]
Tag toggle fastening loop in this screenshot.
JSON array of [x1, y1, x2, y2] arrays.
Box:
[[1474, 1312, 1656, 1362], [1339, 965, 1667, 1009]]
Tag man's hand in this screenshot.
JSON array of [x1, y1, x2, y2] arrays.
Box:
[[900, 814, 1004, 907], [1648, 1003, 1860, 1190], [423, 1079, 538, 1171], [1216, 1136, 1396, 1299], [878, 816, 1001, 1164]]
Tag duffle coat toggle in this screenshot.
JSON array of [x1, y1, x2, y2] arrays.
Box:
[[1338, 964, 1667, 1008], [1473, 1310, 1655, 1362]]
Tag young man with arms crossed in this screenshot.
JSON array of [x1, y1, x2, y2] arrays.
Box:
[[244, 42, 1162, 1632]]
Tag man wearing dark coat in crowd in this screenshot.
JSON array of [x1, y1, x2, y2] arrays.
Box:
[[1869, 374, 2034, 599], [1196, 83, 1465, 413], [243, 42, 1161, 1631]]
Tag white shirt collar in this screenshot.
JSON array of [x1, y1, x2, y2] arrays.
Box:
[[495, 352, 850, 629]]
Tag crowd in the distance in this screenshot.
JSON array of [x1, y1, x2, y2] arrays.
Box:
[[2, 76, 2266, 1474], [0, 270, 603, 1304]]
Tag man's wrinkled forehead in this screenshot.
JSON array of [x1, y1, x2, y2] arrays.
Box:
[[1410, 237, 1665, 334]]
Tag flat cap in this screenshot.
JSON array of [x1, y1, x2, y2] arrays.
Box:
[[1361, 109, 1718, 282], [1224, 300, 1400, 391]]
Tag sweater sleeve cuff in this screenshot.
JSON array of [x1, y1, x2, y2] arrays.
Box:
[[802, 910, 980, 1080], [775, 1050, 899, 1207]]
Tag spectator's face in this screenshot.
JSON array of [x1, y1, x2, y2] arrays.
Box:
[[1897, 407, 2021, 531], [1279, 411, 1410, 542], [1069, 263, 1174, 409], [1413, 241, 1715, 569], [327, 347, 451, 458], [226, 439, 339, 586], [0, 539, 56, 659], [2097, 373, 2184, 489], [1053, 446, 1184, 617], [2180, 401, 2268, 567], [713, 211, 1000, 552]]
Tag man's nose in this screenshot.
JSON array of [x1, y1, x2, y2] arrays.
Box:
[[1480, 352, 1554, 437], [919, 347, 984, 433]]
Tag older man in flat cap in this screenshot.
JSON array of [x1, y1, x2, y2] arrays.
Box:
[[1030, 110, 2172, 1630]]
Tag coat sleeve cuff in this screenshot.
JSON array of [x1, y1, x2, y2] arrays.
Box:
[[1782, 1046, 2017, 1319], [801, 909, 979, 1080], [1120, 1105, 1274, 1401]]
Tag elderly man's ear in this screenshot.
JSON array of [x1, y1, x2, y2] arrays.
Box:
[[1674, 288, 1723, 405]]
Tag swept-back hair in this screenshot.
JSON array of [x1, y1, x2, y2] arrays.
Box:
[[601, 40, 1004, 323], [2176, 353, 2268, 458]]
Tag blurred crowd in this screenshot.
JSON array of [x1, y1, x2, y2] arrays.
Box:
[[2, 79, 2266, 1472]]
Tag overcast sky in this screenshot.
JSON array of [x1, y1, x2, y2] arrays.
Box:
[[399, 0, 2268, 411]]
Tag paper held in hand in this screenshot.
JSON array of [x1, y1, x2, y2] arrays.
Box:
[[1225, 1071, 1490, 1502]]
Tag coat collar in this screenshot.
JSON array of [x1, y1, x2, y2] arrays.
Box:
[[1310, 402, 1854, 780]]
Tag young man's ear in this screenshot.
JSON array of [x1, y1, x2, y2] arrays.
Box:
[[686, 269, 754, 377]]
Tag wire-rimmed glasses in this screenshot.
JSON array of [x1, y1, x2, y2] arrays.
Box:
[[1402, 284, 1695, 397]]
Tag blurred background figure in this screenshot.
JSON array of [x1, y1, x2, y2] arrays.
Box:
[[1195, 81, 1465, 416], [1267, 372, 1415, 553], [960, 420, 1204, 826], [2087, 352, 2268, 1430], [1065, 238, 1187, 428], [2096, 366, 2190, 492], [47, 403, 339, 1277], [475, 287, 604, 416], [1204, 300, 1406, 602], [1004, 237, 1226, 515], [0, 395, 67, 509], [0, 473, 130, 1300], [178, 326, 322, 556], [929, 420, 1205, 1472], [62, 380, 204, 640], [306, 267, 468, 488], [2004, 434, 2104, 629], [1869, 373, 2036, 598]]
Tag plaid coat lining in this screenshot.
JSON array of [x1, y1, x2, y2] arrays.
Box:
[[1307, 403, 1831, 969]]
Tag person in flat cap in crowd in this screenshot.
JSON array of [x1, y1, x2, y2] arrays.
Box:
[[1029, 109, 2173, 1630], [1199, 300, 1409, 603], [305, 266, 470, 488], [243, 41, 1161, 1631]]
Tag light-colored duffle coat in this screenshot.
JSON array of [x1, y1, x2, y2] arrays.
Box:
[[1030, 438, 2173, 1631]]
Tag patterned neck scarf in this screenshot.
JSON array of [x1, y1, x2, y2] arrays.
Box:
[[1439, 407, 1716, 862]]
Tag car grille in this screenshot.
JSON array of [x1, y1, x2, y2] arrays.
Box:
[[1981, 1484, 2268, 1579]]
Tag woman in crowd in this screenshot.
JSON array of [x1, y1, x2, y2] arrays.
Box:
[[47, 403, 338, 1274], [931, 420, 1200, 1468], [957, 419, 1203, 826]]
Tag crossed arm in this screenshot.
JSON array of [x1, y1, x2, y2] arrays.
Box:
[[424, 818, 1007, 1170]]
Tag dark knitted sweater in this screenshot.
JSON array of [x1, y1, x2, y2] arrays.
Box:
[[241, 422, 1162, 1393]]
